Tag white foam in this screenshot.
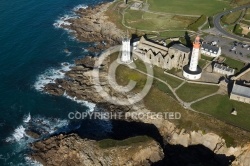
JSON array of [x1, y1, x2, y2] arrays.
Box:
[[53, 4, 87, 30], [53, 14, 76, 29], [34, 62, 96, 113], [63, 92, 96, 112], [73, 4, 88, 11], [34, 62, 73, 91], [6, 125, 26, 142], [82, 48, 89, 52], [6, 115, 71, 144], [24, 157, 43, 166], [23, 113, 31, 123], [28, 116, 70, 135]]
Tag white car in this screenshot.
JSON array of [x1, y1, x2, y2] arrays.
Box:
[[231, 47, 236, 51], [243, 44, 249, 48]]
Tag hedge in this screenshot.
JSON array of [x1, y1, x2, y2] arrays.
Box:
[[188, 15, 207, 31]]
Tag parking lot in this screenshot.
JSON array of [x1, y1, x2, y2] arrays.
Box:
[[203, 35, 250, 63]]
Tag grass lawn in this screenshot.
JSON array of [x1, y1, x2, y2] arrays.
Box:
[[201, 21, 210, 30], [231, 0, 250, 6], [153, 66, 183, 88], [244, 8, 250, 20], [221, 10, 243, 25], [201, 54, 214, 61], [134, 59, 183, 88], [176, 83, 219, 102], [108, 51, 250, 146], [244, 14, 250, 20], [192, 94, 250, 131], [199, 59, 207, 68], [115, 64, 147, 93], [147, 0, 231, 15], [124, 10, 197, 31], [241, 20, 250, 26], [105, 1, 126, 31], [222, 55, 245, 72], [159, 31, 186, 38]]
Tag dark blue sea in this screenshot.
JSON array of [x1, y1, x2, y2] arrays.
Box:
[[0, 0, 112, 165]]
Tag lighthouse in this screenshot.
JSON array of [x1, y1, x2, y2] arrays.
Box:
[[183, 36, 202, 80], [120, 36, 132, 63]]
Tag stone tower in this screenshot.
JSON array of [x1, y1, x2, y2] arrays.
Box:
[[183, 36, 202, 80], [120, 33, 132, 63], [189, 36, 200, 72]]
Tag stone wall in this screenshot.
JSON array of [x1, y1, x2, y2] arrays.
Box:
[[230, 93, 250, 104], [134, 37, 190, 70]]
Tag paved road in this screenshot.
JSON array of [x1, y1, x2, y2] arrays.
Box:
[[213, 4, 250, 42]]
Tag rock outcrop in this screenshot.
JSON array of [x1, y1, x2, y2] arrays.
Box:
[[30, 133, 164, 166], [63, 3, 124, 52], [36, 2, 250, 166]]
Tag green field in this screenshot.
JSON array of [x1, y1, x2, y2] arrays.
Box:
[[221, 10, 243, 25], [199, 59, 207, 68], [201, 54, 214, 61], [231, 0, 250, 6], [108, 53, 250, 145], [192, 94, 250, 131], [147, 0, 231, 15], [222, 55, 245, 72], [124, 10, 197, 31], [176, 83, 219, 102], [158, 31, 186, 38], [153, 66, 183, 88], [134, 59, 183, 88]]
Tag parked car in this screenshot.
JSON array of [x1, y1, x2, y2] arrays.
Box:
[[243, 44, 249, 48], [231, 46, 236, 51]]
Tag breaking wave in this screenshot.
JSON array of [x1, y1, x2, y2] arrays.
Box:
[[34, 62, 72, 91], [53, 4, 88, 30], [5, 113, 75, 143], [63, 92, 96, 112]]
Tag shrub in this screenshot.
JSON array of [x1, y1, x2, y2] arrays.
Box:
[[208, 16, 214, 28], [233, 24, 243, 35], [188, 15, 207, 31]]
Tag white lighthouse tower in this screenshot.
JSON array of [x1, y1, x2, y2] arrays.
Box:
[[120, 36, 132, 63], [183, 36, 202, 80]]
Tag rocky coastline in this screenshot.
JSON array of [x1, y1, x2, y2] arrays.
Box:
[[30, 2, 250, 166], [64, 2, 124, 53]]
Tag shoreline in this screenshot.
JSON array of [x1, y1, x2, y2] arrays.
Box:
[[63, 2, 125, 52], [31, 2, 250, 165]]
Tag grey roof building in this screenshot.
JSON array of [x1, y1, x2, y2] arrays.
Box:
[[213, 63, 235, 76], [201, 43, 221, 57], [230, 83, 250, 103], [170, 44, 190, 53]]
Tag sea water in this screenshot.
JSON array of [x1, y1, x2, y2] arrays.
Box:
[[0, 0, 111, 165]]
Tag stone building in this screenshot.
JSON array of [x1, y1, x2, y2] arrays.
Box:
[[230, 83, 250, 104], [213, 63, 235, 76], [201, 43, 221, 57], [230, 67, 250, 104], [133, 36, 190, 70]]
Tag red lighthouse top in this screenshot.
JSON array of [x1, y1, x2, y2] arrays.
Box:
[[193, 36, 201, 49]]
